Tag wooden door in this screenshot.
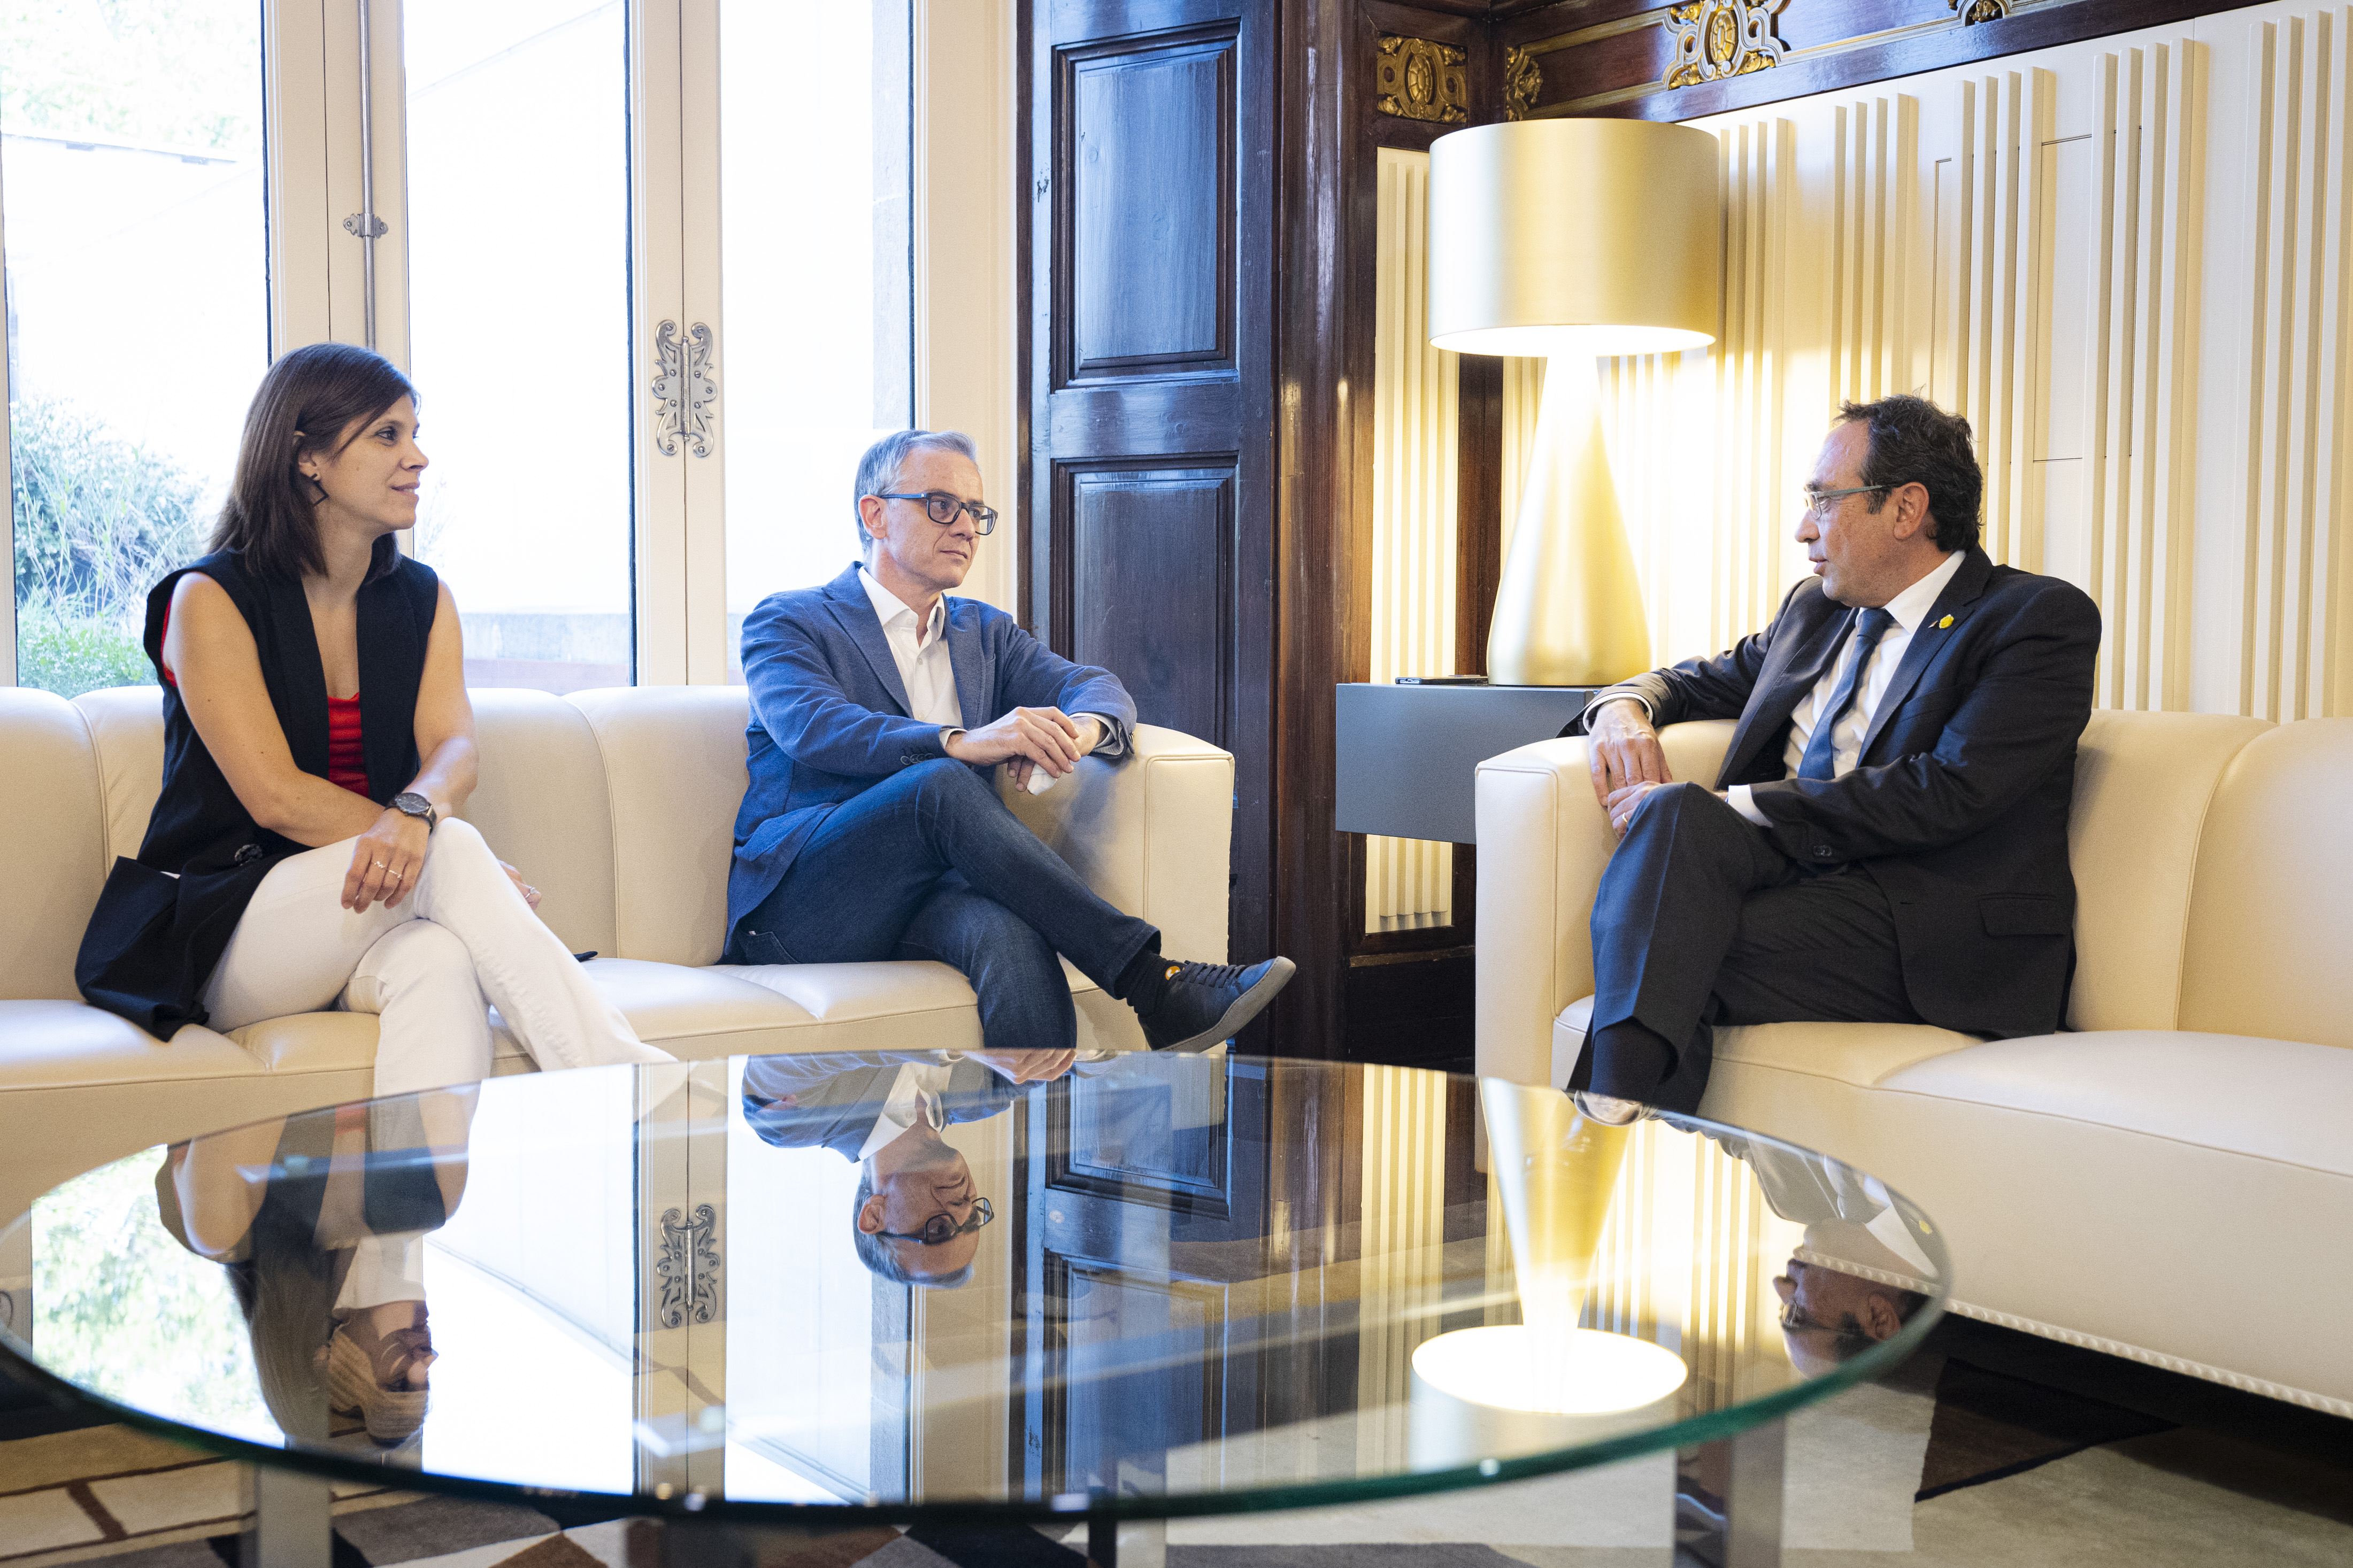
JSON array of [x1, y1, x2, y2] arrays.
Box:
[[1025, 0, 1277, 968]]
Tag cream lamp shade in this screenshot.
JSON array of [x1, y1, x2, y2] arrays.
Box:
[[1428, 118, 1723, 685]]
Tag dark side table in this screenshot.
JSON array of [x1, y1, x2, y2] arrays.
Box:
[[1334, 683, 1600, 844]]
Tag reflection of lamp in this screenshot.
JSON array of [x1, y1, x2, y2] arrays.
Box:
[[1428, 119, 1721, 685], [1408, 1080, 1687, 1468]]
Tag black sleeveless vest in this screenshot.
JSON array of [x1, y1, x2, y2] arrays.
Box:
[[75, 549, 441, 1037]]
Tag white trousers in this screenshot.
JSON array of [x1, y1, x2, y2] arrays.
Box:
[[201, 818, 672, 1096]]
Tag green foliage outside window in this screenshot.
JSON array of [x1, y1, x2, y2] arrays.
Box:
[[0, 0, 262, 156], [11, 394, 209, 698], [32, 1152, 273, 1432]]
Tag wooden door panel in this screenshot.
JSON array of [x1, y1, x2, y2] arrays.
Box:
[[1063, 28, 1236, 380], [1063, 464, 1234, 747], [1044, 387, 1244, 452], [1028, 0, 1273, 968]]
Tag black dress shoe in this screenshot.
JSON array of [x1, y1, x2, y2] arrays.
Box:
[[1137, 957, 1296, 1052]]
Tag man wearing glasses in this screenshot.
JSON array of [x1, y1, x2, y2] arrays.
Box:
[[1565, 395, 2099, 1123], [726, 430, 1293, 1067], [740, 1048, 1071, 1288]]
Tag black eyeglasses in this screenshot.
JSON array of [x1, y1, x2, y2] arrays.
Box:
[[876, 1195, 994, 1248], [874, 491, 999, 535]]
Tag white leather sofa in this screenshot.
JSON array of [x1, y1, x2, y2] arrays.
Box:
[[1475, 710, 2353, 1416], [0, 685, 1233, 1219]]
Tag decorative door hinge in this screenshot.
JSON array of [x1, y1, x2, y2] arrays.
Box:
[[651, 320, 717, 458], [655, 1203, 721, 1327]]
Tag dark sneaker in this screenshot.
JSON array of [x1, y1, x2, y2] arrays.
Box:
[[1137, 957, 1296, 1052]]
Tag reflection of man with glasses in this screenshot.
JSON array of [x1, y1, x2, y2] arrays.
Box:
[[1711, 1130, 1936, 1370], [741, 1048, 1074, 1289], [722, 430, 1293, 1068]]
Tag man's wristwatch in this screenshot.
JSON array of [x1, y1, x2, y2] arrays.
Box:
[[390, 791, 439, 832]]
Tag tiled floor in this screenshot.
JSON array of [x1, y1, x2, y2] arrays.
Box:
[[3, 1323, 2349, 1568]]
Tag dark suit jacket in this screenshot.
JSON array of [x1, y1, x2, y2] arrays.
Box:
[[738, 1052, 1020, 1160], [1576, 547, 2099, 1039], [729, 563, 1137, 947]]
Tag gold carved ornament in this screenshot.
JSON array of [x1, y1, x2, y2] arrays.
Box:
[[1503, 45, 1543, 121], [1664, 0, 1788, 89], [1376, 35, 1469, 125], [1949, 0, 2009, 22]]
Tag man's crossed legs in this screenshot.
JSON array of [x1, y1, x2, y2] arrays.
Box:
[[729, 759, 1290, 1054], [1580, 782, 1924, 1115]]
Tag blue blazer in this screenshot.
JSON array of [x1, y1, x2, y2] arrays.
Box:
[[727, 563, 1136, 947]]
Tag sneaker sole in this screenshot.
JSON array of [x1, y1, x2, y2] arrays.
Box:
[[1156, 957, 1296, 1053]]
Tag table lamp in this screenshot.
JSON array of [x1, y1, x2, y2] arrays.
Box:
[[1428, 119, 1721, 686]]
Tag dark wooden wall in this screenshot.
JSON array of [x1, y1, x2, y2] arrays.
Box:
[[1499, 0, 2234, 122], [1019, 0, 2247, 1064]]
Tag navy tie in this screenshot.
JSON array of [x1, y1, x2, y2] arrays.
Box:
[[1797, 607, 1896, 781]]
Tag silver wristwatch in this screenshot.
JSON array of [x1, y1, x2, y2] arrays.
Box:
[[390, 791, 438, 831]]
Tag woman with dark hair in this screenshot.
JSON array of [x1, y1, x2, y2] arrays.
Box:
[[76, 342, 669, 1093]]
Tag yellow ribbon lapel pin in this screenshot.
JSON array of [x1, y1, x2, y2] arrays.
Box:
[[1937, 614, 1955, 629]]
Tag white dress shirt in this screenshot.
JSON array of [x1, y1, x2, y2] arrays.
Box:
[[1596, 550, 1966, 827], [860, 567, 965, 730], [856, 1059, 958, 1162], [857, 566, 1125, 760]]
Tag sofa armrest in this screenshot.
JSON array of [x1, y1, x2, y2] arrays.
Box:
[[1000, 724, 1233, 963], [1474, 720, 1737, 1087]]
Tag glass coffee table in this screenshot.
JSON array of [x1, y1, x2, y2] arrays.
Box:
[[0, 1052, 1946, 1567]]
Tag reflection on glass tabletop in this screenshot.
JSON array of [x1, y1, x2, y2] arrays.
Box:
[[0, 1052, 1948, 1524]]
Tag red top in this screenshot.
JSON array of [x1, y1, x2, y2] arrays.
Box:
[[160, 606, 373, 798]]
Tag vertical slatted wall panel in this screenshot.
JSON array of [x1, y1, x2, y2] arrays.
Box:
[[1708, 116, 1798, 653], [2242, 13, 2353, 721], [1354, 1064, 1452, 1468], [2082, 44, 2208, 711], [1830, 96, 1921, 410], [1953, 71, 2057, 572], [1368, 149, 1456, 930]]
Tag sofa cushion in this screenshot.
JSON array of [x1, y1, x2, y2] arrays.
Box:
[[568, 686, 750, 967], [2063, 709, 2271, 1032], [0, 1000, 255, 1087], [73, 686, 167, 871], [493, 958, 820, 1063], [0, 692, 107, 1001], [463, 689, 622, 961], [2179, 719, 2353, 1051], [723, 957, 1145, 1056], [1550, 994, 1978, 1093], [1877, 1029, 2353, 1176]]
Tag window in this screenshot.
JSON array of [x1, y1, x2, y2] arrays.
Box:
[[404, 1, 634, 693], [717, 0, 913, 683], [3, 2, 932, 699], [2, 0, 268, 698]]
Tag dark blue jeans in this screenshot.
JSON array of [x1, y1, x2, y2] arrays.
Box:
[[727, 760, 1162, 1053]]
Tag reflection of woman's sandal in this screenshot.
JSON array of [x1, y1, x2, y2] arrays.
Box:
[[326, 1306, 436, 1446]]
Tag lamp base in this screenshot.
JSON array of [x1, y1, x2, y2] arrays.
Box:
[[1409, 1326, 1688, 1469], [1486, 357, 1652, 688]]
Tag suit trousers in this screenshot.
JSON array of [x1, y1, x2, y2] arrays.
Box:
[[1582, 782, 1923, 1113], [201, 819, 673, 1097], [727, 759, 1163, 1054]]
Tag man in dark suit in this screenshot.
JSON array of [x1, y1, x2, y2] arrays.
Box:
[[1571, 394, 2099, 1120], [727, 430, 1291, 1060]]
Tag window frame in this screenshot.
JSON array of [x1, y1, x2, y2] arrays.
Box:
[[1, 0, 1020, 692]]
